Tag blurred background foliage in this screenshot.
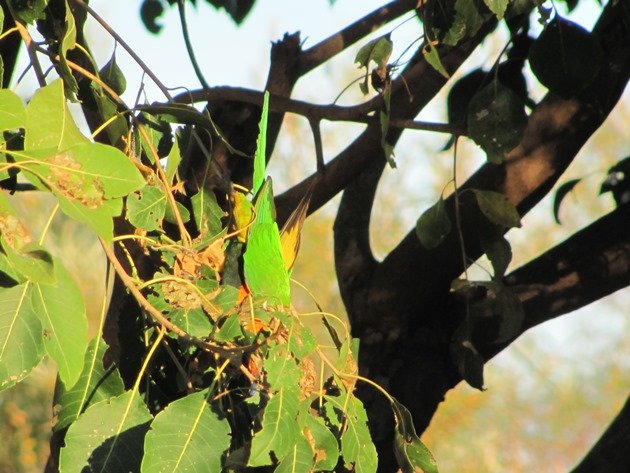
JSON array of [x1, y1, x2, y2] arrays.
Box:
[[1, 1, 628, 471]]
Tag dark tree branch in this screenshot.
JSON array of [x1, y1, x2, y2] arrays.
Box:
[[480, 205, 630, 358], [173, 86, 458, 134], [571, 395, 630, 473], [275, 19, 496, 226], [370, 0, 630, 334], [298, 0, 421, 75]]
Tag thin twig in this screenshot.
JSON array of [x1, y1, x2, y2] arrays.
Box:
[[176, 0, 210, 89], [70, 0, 173, 100], [8, 16, 46, 86], [308, 118, 325, 173]]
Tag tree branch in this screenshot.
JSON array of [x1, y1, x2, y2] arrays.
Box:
[[297, 0, 422, 75], [571, 395, 630, 473], [275, 19, 496, 226], [479, 205, 630, 357], [371, 0, 630, 332]]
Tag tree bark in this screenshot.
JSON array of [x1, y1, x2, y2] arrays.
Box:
[[571, 395, 630, 473]]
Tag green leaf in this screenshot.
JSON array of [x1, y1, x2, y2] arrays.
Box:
[[472, 189, 521, 228], [275, 433, 315, 473], [249, 387, 300, 467], [423, 42, 449, 78], [212, 284, 238, 311], [442, 0, 486, 46], [12, 0, 47, 23], [99, 51, 127, 96], [214, 314, 243, 342], [0, 237, 55, 284], [480, 232, 512, 279], [0, 194, 31, 250], [467, 80, 528, 163], [15, 142, 146, 200], [141, 389, 231, 473], [170, 307, 212, 339], [24, 79, 88, 151], [0, 284, 44, 391], [55, 338, 125, 432], [93, 94, 128, 147], [529, 16, 603, 98], [265, 344, 301, 390], [57, 195, 120, 243], [126, 185, 166, 231], [163, 199, 190, 225], [393, 399, 439, 473], [191, 187, 224, 238], [553, 178, 581, 224], [483, 0, 508, 20], [302, 413, 339, 471], [252, 91, 270, 195], [31, 258, 87, 388], [60, 390, 152, 473], [355, 35, 393, 70], [165, 136, 181, 182], [415, 196, 452, 249], [0, 89, 26, 131], [355, 36, 393, 95], [450, 339, 485, 390], [58, 0, 79, 99], [327, 395, 377, 473]]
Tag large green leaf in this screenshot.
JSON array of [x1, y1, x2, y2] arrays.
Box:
[[0, 284, 44, 391], [248, 387, 301, 467], [57, 195, 120, 242], [191, 187, 224, 238], [126, 185, 167, 231], [301, 412, 339, 471], [31, 258, 87, 388], [0, 237, 55, 284], [60, 390, 152, 473], [15, 143, 145, 200], [141, 389, 231, 472], [0, 89, 26, 131], [275, 434, 315, 473], [326, 395, 377, 473], [55, 338, 125, 432], [24, 79, 88, 151], [393, 400, 439, 473], [169, 307, 213, 339], [264, 344, 301, 389]]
